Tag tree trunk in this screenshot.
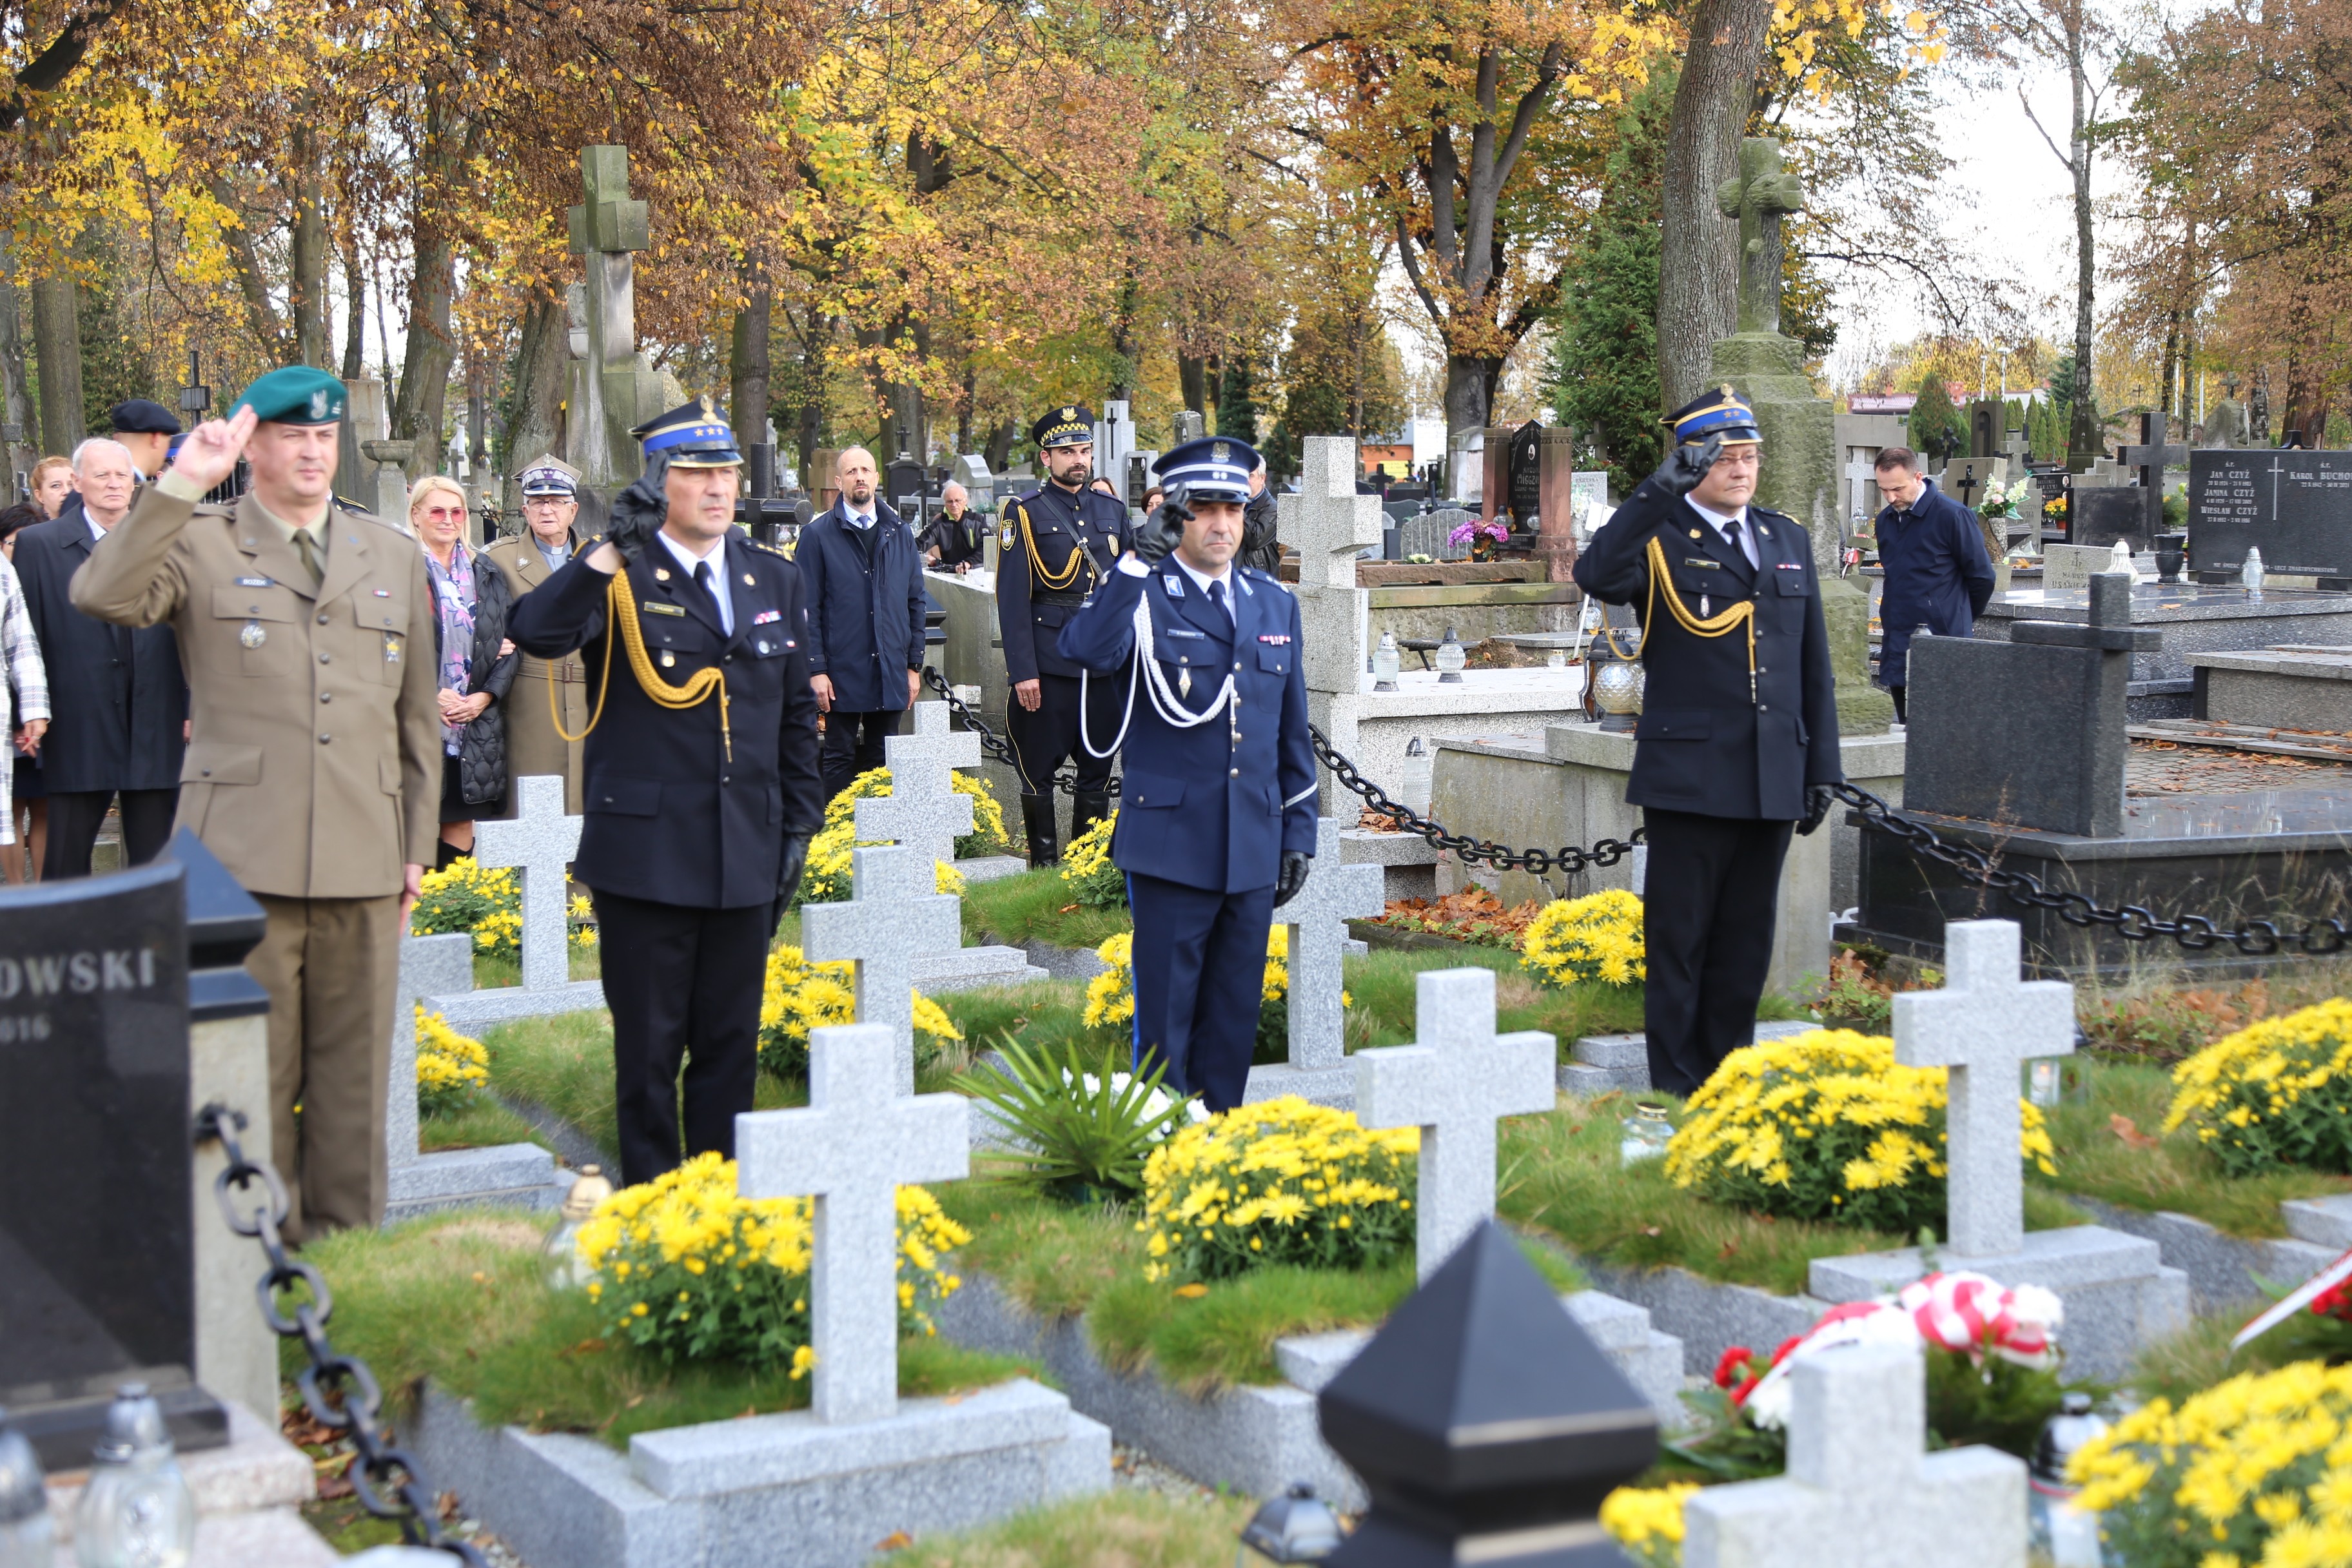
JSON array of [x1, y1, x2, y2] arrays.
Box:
[[30, 272, 81, 455], [504, 291, 566, 475], [1179, 354, 1208, 415], [289, 129, 331, 369], [2063, 0, 2101, 466], [793, 308, 831, 485], [730, 285, 771, 456], [340, 227, 366, 381], [956, 362, 974, 455], [983, 416, 1016, 475], [0, 243, 36, 482], [391, 93, 464, 481], [1658, 0, 1774, 410], [2157, 320, 2178, 421]]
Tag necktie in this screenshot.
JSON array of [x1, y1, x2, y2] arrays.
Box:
[[1209, 578, 1229, 623], [693, 560, 725, 628], [293, 527, 322, 586], [1724, 515, 1746, 567]]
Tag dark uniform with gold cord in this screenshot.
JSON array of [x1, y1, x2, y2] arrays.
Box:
[[1571, 387, 1842, 1097], [509, 400, 824, 1184], [995, 404, 1133, 865]]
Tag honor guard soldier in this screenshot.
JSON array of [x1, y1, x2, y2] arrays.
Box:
[[509, 400, 825, 1185], [1571, 387, 1841, 1097], [70, 366, 444, 1240], [996, 404, 1133, 865], [1057, 436, 1315, 1112]]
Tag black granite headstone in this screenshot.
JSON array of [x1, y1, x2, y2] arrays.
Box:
[[1505, 420, 1543, 531], [2070, 486, 2151, 552], [2188, 448, 2352, 576], [0, 861, 220, 1467]]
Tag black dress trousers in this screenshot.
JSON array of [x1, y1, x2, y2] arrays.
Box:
[[1006, 671, 1124, 798], [1640, 807, 1795, 1097]]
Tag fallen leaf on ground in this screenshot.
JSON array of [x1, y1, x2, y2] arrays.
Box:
[[1173, 1282, 1210, 1298], [2110, 1114, 2161, 1150], [875, 1532, 914, 1552]]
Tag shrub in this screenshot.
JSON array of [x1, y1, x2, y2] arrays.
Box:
[[1139, 1097, 1417, 1281], [409, 859, 595, 956], [756, 945, 961, 1079], [2162, 999, 2352, 1175], [1083, 933, 1136, 1034], [1520, 889, 1645, 988], [1059, 811, 1126, 908], [415, 1008, 488, 1117], [2072, 1360, 2352, 1567], [956, 1038, 1202, 1200], [576, 1152, 968, 1367], [1808, 948, 1941, 1032], [793, 764, 988, 904], [1599, 1483, 1698, 1567], [1662, 1029, 2056, 1234], [1083, 927, 1331, 1063]]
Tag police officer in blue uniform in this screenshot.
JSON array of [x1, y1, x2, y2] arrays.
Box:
[[509, 400, 824, 1184], [1057, 436, 1315, 1112], [997, 405, 1133, 865], [1571, 388, 1842, 1097]]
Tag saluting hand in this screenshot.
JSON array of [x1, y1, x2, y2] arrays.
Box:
[[166, 406, 259, 494], [1651, 434, 1725, 500]]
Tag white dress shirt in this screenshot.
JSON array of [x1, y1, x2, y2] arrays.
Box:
[[1686, 497, 1758, 569], [658, 529, 734, 636]]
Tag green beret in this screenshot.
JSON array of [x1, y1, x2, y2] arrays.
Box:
[[231, 366, 348, 426]]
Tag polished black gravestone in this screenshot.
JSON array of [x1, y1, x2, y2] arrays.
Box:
[[2070, 486, 2151, 553], [2189, 448, 2352, 581], [0, 858, 218, 1469], [1318, 1220, 1654, 1566]]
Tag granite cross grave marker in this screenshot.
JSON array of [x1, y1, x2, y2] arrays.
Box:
[[735, 1023, 968, 1424], [801, 844, 963, 1095], [1355, 968, 1554, 1280], [852, 703, 978, 876], [386, 933, 558, 1218], [1894, 920, 2074, 1258], [1280, 436, 1382, 698], [564, 146, 665, 491], [2118, 411, 2189, 558], [471, 774, 581, 994], [1279, 818, 1384, 1073]]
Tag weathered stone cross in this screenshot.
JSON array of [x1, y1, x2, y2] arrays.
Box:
[[1894, 919, 2075, 1257], [736, 1023, 969, 1424], [1843, 453, 1879, 530], [801, 844, 963, 1095], [471, 774, 580, 993], [1279, 436, 1382, 704], [2118, 410, 2190, 549], [386, 932, 475, 1182], [1356, 968, 1554, 1280], [1279, 818, 1384, 1074], [852, 703, 978, 877], [1717, 137, 1805, 337], [1683, 1344, 2026, 1566], [564, 146, 651, 490]]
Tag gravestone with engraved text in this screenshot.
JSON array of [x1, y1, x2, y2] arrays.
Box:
[[2188, 448, 2352, 580]]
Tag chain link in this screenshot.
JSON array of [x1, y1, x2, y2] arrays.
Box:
[[1830, 782, 2349, 957], [191, 1104, 489, 1567], [1308, 725, 1647, 875], [921, 669, 1119, 797]]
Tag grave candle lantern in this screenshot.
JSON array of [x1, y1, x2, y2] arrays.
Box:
[[1234, 1483, 1344, 1565], [73, 1386, 194, 1568], [1371, 631, 1400, 692], [1433, 626, 1465, 683], [0, 1410, 51, 1568]]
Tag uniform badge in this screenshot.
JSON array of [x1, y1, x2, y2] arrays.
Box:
[[383, 634, 401, 664], [234, 575, 272, 588], [1179, 668, 1193, 700], [1258, 633, 1291, 644], [654, 567, 671, 582], [372, 587, 391, 597], [1212, 441, 1230, 463], [1162, 574, 1184, 598], [239, 620, 266, 649], [1689, 529, 1703, 539], [1000, 523, 1015, 549], [661, 651, 676, 668], [752, 609, 783, 625], [643, 602, 686, 617], [1700, 595, 1710, 617]]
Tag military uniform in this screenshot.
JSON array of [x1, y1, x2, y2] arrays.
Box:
[[70, 366, 442, 1239], [480, 456, 594, 813], [1057, 436, 1315, 1112], [996, 404, 1133, 863], [1571, 388, 1842, 1095], [508, 402, 824, 1185]]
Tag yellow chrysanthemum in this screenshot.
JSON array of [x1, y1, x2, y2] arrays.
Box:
[[1520, 890, 1645, 989]]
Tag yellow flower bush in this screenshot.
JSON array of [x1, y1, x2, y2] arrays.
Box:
[[408, 859, 596, 955], [1084, 933, 1136, 1032], [1520, 889, 1645, 988], [1600, 1482, 1698, 1567], [1059, 810, 1126, 907], [2070, 1360, 2352, 1567], [1083, 928, 1340, 1061], [2164, 999, 2352, 1176], [1663, 1029, 2056, 1234], [794, 764, 999, 903], [567, 894, 598, 948], [1139, 1097, 1416, 1280], [756, 944, 961, 1078], [414, 1008, 488, 1117], [577, 1152, 969, 1366]]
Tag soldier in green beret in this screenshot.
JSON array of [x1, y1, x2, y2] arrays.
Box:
[[72, 364, 444, 1239]]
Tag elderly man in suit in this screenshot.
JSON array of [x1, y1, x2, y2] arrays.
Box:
[[14, 436, 188, 877], [798, 446, 927, 803], [478, 456, 593, 812]]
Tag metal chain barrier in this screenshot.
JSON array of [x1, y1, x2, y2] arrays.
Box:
[[191, 1104, 489, 1567], [1308, 725, 1645, 875], [1831, 781, 2349, 957], [921, 669, 1119, 797]]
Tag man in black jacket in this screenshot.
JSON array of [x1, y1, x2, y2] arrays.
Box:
[[919, 480, 985, 573], [1571, 387, 1843, 1096], [1870, 446, 1995, 723], [509, 400, 823, 1184], [16, 436, 187, 877], [799, 446, 928, 803]]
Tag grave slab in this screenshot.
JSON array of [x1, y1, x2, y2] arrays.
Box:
[[386, 932, 561, 1222], [2067, 1195, 2335, 1313], [1558, 1021, 1819, 1096], [2189, 645, 2352, 731], [1975, 583, 2352, 689], [2284, 1191, 2352, 1250]]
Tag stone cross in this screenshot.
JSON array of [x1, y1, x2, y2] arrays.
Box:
[[801, 844, 963, 1095], [564, 145, 653, 490], [1894, 920, 2075, 1258], [735, 1023, 969, 1424], [1355, 968, 1554, 1280], [1683, 1344, 2026, 1567], [386, 932, 476, 1181], [1716, 137, 1805, 337], [1281, 435, 1382, 707], [1843, 453, 1879, 531], [1279, 819, 1386, 1073], [471, 774, 582, 994], [2119, 409, 2190, 546], [852, 703, 979, 874]]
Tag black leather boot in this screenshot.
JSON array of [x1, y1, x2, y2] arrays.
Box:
[[1071, 790, 1112, 844], [1020, 793, 1059, 868]]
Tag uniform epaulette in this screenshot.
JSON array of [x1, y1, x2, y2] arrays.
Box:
[[745, 536, 790, 560], [331, 494, 371, 516]]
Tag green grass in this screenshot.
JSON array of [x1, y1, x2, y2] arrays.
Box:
[[471, 945, 603, 990], [295, 1210, 1035, 1449], [1499, 1097, 2088, 1295], [2030, 1061, 2352, 1238], [933, 1179, 1581, 1393], [483, 1010, 807, 1163], [900, 1489, 1250, 1567], [419, 1095, 549, 1155], [2126, 1303, 2352, 1408], [961, 867, 1132, 950]]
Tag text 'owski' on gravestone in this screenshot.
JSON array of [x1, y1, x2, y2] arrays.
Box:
[[2190, 449, 2352, 576]]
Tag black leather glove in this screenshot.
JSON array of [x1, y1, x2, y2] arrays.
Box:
[[1797, 785, 1834, 837], [1650, 435, 1725, 499], [1272, 850, 1311, 908], [1133, 485, 1191, 564], [776, 832, 812, 905], [604, 453, 671, 565]]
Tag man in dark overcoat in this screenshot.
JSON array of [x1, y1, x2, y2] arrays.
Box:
[[798, 446, 928, 803]]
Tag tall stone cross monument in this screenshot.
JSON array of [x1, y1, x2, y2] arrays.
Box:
[[565, 146, 669, 493], [1710, 139, 1892, 734]]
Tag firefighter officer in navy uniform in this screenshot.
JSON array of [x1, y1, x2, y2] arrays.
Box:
[[509, 400, 824, 1185], [995, 405, 1133, 865], [1571, 387, 1842, 1098], [1057, 436, 1315, 1113]]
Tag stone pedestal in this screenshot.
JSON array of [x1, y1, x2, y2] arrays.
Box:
[[1535, 426, 1580, 583], [2190, 646, 2352, 730], [190, 1012, 278, 1427]]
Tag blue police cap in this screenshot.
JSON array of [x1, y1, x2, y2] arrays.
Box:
[[631, 398, 743, 468], [1666, 385, 1761, 447], [1152, 436, 1259, 504]]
